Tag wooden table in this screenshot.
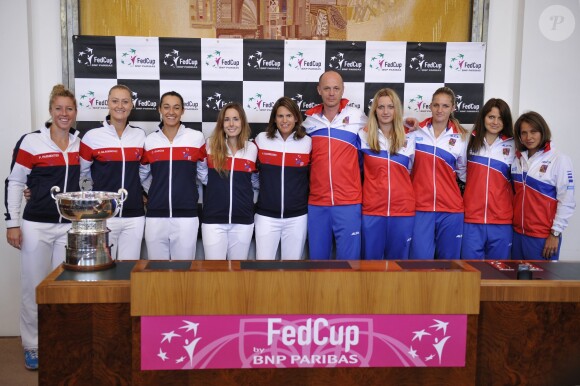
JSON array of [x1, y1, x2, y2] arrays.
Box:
[[36, 260, 580, 385]]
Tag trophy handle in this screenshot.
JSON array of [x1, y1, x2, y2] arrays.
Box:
[[118, 188, 128, 203], [50, 186, 65, 219], [50, 186, 61, 200], [112, 188, 128, 217]]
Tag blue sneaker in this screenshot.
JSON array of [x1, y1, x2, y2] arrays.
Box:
[[24, 348, 38, 370]]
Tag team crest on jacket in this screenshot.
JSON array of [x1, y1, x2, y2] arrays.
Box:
[[503, 148, 510, 156], [539, 164, 548, 173], [448, 138, 456, 147], [342, 116, 350, 124], [295, 155, 305, 166]]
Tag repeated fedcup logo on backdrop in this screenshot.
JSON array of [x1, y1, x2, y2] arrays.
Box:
[[201, 38, 243, 81], [73, 35, 486, 135], [243, 81, 285, 123], [447, 83, 485, 124], [243, 39, 284, 81], [444, 42, 486, 84], [325, 40, 366, 82], [159, 38, 202, 80], [284, 82, 321, 114], [115, 36, 160, 80], [73, 36, 117, 79], [284, 40, 325, 81], [364, 41, 407, 83], [405, 42, 446, 84]]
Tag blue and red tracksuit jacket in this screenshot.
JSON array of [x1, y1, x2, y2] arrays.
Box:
[[5, 124, 80, 226], [140, 124, 206, 217], [358, 127, 416, 217], [254, 131, 311, 218], [411, 118, 467, 213], [303, 99, 367, 206], [464, 133, 515, 224], [511, 142, 575, 238], [79, 119, 146, 217], [198, 140, 258, 225]]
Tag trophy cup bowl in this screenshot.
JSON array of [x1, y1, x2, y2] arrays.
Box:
[[51, 187, 128, 271]]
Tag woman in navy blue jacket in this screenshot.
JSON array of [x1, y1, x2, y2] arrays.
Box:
[[5, 84, 80, 370], [254, 96, 311, 260], [198, 102, 258, 260], [140, 91, 206, 260]]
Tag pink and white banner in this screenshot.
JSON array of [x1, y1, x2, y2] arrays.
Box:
[[141, 314, 467, 370]]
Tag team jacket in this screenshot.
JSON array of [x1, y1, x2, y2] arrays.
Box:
[[411, 118, 467, 213], [511, 142, 575, 238], [464, 134, 515, 224], [4, 124, 80, 226], [358, 127, 416, 217], [140, 124, 206, 217], [79, 119, 146, 218], [303, 99, 367, 206], [254, 131, 311, 218], [198, 140, 258, 225]]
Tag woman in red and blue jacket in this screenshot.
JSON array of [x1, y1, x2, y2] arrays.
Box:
[[359, 88, 415, 260], [254, 96, 311, 260], [511, 111, 575, 260], [198, 102, 258, 260], [461, 98, 515, 259], [409, 87, 468, 260]]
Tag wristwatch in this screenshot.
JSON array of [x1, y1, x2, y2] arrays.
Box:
[[551, 230, 561, 237]]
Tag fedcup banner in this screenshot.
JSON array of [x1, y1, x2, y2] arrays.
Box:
[[141, 314, 467, 370], [73, 36, 486, 137]]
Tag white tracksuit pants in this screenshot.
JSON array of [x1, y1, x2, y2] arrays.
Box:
[[254, 214, 307, 260], [20, 220, 70, 349], [107, 216, 145, 260], [145, 217, 199, 260], [201, 223, 254, 260]]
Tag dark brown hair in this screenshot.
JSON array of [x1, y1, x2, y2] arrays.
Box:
[[467, 98, 513, 155], [265, 96, 305, 140], [513, 111, 552, 152]]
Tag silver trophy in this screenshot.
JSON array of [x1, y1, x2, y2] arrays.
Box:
[[51, 187, 128, 271]]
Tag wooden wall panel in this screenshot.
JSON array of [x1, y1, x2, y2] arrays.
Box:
[[39, 303, 132, 386], [477, 301, 580, 385], [79, 0, 472, 42]]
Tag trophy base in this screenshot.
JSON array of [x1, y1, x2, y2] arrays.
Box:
[[63, 260, 116, 272], [63, 243, 115, 272]]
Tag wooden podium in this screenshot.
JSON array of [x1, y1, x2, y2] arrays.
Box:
[[37, 260, 580, 385], [130, 260, 481, 385]]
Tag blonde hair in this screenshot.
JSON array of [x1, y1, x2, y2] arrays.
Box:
[[209, 103, 252, 175], [432, 86, 467, 138], [108, 84, 133, 97], [49, 84, 76, 111], [366, 88, 405, 154]]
